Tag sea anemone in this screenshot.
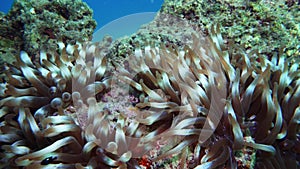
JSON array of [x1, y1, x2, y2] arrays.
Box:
[[0, 37, 115, 168], [0, 23, 299, 169], [114, 25, 300, 168]]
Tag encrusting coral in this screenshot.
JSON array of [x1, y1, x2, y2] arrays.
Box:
[[107, 0, 299, 66], [161, 0, 300, 60], [0, 21, 299, 169], [0, 0, 96, 67]]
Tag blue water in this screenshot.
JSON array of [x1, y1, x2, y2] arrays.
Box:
[[0, 0, 163, 31], [93, 12, 157, 41]]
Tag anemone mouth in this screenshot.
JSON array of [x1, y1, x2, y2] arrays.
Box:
[[0, 14, 299, 169]]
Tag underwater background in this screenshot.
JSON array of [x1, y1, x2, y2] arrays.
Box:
[[0, 0, 164, 30], [0, 0, 299, 169]]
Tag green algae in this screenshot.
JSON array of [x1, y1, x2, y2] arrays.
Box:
[[0, 0, 96, 65], [161, 0, 300, 59], [106, 0, 299, 65]]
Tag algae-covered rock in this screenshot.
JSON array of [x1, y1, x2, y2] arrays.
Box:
[[106, 0, 299, 65], [0, 0, 96, 64], [161, 0, 300, 59], [107, 13, 200, 63], [0, 11, 22, 66]]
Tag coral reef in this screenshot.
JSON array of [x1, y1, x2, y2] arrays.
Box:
[[0, 11, 22, 65], [0, 0, 299, 168], [0, 0, 96, 65], [107, 13, 200, 63], [160, 0, 300, 59], [107, 0, 299, 65]]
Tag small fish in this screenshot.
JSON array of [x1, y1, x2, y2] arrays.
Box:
[[41, 156, 57, 165]]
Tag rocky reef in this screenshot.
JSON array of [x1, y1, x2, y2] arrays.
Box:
[[0, 0, 96, 65], [108, 0, 299, 63], [161, 0, 300, 59]]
